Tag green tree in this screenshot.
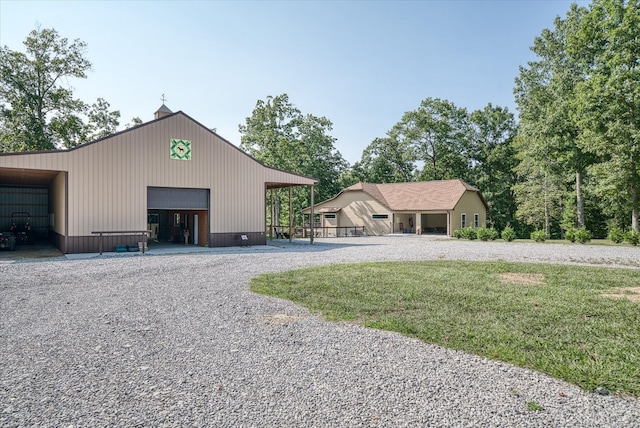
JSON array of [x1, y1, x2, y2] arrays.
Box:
[[239, 94, 347, 227], [514, 4, 592, 231], [125, 116, 143, 129], [86, 98, 120, 140], [571, 0, 640, 232], [355, 136, 415, 183], [391, 98, 471, 182], [469, 104, 518, 231], [512, 137, 566, 237], [0, 27, 119, 152]]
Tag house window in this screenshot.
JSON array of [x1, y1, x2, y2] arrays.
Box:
[[324, 214, 336, 219], [474, 213, 480, 228], [372, 214, 389, 220], [461, 213, 466, 228]]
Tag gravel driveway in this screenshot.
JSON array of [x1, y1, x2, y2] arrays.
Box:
[[1, 236, 639, 427]]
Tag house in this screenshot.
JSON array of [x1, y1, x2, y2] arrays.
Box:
[[0, 105, 317, 254], [303, 180, 488, 237]]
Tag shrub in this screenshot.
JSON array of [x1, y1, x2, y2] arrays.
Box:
[[574, 228, 592, 244], [625, 231, 640, 246], [461, 227, 477, 240], [565, 228, 576, 243], [501, 225, 516, 242], [476, 227, 498, 241], [531, 229, 546, 242], [488, 228, 499, 241], [453, 229, 463, 239], [608, 227, 625, 244]]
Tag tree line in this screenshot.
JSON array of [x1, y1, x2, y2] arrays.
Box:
[[2, 0, 638, 237]]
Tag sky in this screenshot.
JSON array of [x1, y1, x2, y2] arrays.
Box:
[[1, 0, 588, 164]]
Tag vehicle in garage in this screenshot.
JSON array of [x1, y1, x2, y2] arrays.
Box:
[[0, 231, 16, 251]]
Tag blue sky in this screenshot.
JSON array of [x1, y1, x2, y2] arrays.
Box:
[[1, 0, 587, 163]]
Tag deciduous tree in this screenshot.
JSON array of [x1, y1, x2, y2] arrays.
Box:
[[0, 27, 120, 152], [514, 4, 592, 232], [239, 94, 347, 227], [571, 0, 640, 232], [469, 104, 518, 231]]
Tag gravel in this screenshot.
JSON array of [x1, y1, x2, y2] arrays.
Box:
[[1, 236, 639, 427]]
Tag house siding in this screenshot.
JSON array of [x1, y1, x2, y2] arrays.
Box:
[[451, 191, 487, 231], [315, 190, 392, 235]]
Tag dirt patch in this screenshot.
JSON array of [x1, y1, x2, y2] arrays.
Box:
[[602, 287, 640, 303], [263, 313, 302, 325], [498, 273, 545, 285]]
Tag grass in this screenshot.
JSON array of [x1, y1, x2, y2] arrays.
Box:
[[250, 260, 640, 397]]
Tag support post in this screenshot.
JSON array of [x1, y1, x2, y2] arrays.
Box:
[[289, 186, 293, 243], [270, 188, 274, 239], [310, 184, 315, 245]]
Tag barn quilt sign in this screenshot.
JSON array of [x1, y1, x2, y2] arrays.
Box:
[[170, 139, 191, 160]]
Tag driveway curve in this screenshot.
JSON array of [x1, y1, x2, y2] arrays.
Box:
[[1, 236, 639, 427]]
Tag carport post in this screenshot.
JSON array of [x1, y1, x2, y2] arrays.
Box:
[[289, 186, 293, 243], [310, 184, 315, 245]]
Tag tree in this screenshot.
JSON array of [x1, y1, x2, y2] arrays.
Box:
[[570, 0, 640, 232], [239, 94, 348, 227], [86, 98, 120, 140], [468, 104, 518, 231], [125, 117, 143, 129], [391, 98, 471, 182], [0, 27, 120, 152], [512, 135, 566, 236], [355, 136, 415, 183], [514, 4, 592, 231]]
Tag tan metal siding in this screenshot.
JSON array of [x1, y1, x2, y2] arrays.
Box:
[[48, 172, 66, 235], [0, 113, 315, 247]]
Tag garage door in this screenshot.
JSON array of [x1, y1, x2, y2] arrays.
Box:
[[147, 187, 209, 210]]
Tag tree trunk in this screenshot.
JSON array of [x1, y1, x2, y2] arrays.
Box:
[[576, 171, 584, 228], [544, 186, 550, 237], [632, 161, 639, 232]]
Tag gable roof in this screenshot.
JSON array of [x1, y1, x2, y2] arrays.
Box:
[[0, 110, 317, 187], [339, 179, 488, 211]]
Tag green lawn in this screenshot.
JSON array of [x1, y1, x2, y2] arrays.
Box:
[[250, 261, 640, 397]]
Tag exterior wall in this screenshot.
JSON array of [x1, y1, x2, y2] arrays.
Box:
[[313, 191, 392, 236], [49, 171, 66, 235], [451, 191, 487, 231], [0, 113, 315, 253]]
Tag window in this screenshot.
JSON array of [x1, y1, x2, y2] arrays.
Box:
[[324, 214, 336, 219], [372, 214, 389, 220], [461, 213, 466, 228], [174, 213, 181, 226], [474, 213, 480, 228]]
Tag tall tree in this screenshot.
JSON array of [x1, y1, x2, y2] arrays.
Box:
[[514, 4, 592, 231], [571, 0, 640, 232], [355, 136, 415, 183], [512, 135, 567, 236], [469, 104, 518, 231], [86, 98, 120, 140], [391, 98, 471, 182], [239, 94, 347, 226], [0, 27, 120, 152]]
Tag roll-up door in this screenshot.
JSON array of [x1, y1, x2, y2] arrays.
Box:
[[147, 187, 209, 210]]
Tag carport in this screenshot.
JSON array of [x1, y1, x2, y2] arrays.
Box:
[[0, 167, 66, 247]]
